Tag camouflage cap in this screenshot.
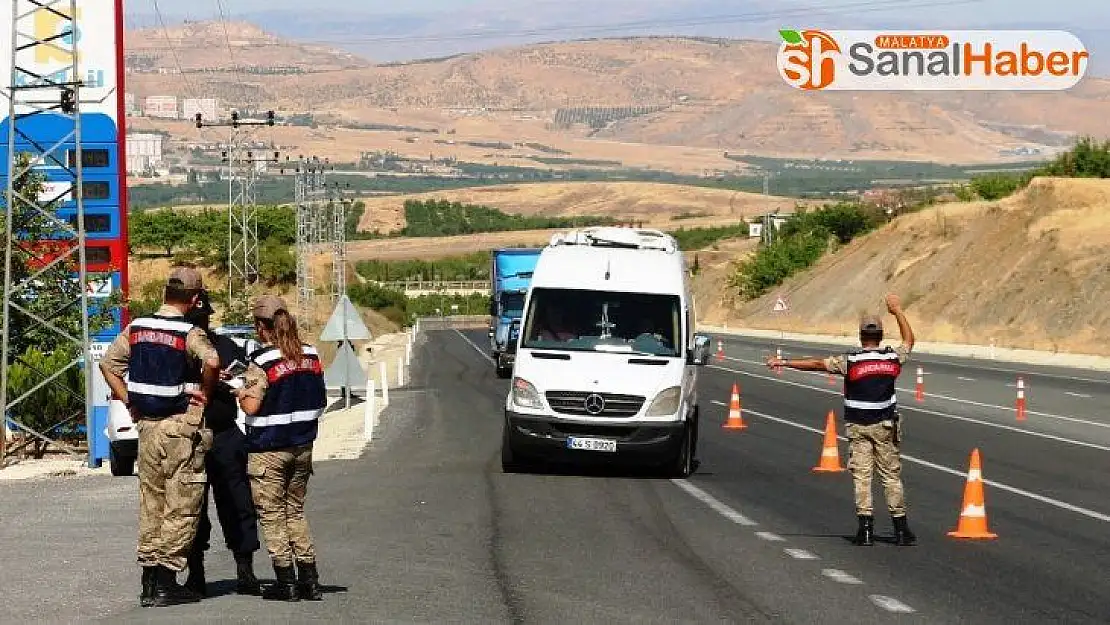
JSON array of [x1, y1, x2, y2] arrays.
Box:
[[252, 294, 289, 320], [859, 313, 884, 333], [167, 266, 204, 290]]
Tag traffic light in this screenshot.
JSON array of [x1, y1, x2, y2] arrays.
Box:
[[266, 110, 275, 126], [231, 110, 240, 129], [195, 112, 203, 128], [60, 87, 75, 114]]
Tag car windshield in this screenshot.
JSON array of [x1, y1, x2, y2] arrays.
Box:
[[521, 287, 681, 357], [500, 292, 526, 317]]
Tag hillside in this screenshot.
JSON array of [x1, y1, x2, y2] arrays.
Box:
[[355, 182, 802, 234], [698, 178, 1110, 357], [125, 25, 1110, 164]]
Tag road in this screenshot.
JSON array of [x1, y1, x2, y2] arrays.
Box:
[[1, 325, 1108, 623]]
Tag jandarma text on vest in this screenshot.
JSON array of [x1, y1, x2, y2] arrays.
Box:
[[129, 329, 186, 349], [848, 360, 901, 381], [266, 358, 323, 383]]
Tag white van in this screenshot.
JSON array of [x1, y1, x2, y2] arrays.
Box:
[[501, 226, 711, 477]]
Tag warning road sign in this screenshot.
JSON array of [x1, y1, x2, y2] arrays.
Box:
[[773, 297, 788, 312]]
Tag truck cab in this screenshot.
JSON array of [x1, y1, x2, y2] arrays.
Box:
[[489, 248, 542, 378], [501, 227, 711, 477]]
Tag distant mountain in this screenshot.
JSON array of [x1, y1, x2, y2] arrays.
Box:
[[127, 0, 1109, 74], [123, 23, 1110, 164]]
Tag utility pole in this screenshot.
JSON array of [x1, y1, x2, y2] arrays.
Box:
[[1, 0, 92, 464], [194, 110, 275, 305], [290, 155, 328, 326], [329, 181, 352, 302]]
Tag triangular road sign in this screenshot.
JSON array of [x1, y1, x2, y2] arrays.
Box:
[[319, 295, 371, 341], [773, 297, 788, 312], [323, 341, 367, 389]]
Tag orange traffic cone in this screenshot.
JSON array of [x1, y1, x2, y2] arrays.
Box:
[[775, 348, 782, 376], [715, 340, 725, 362], [812, 410, 846, 472], [1015, 377, 1026, 421], [722, 383, 747, 429], [915, 367, 924, 402], [948, 448, 998, 539]]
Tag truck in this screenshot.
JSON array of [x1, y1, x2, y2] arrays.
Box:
[[489, 248, 543, 378], [500, 227, 711, 477]]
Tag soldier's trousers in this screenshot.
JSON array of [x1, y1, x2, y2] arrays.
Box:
[[136, 411, 212, 572], [192, 427, 260, 556], [846, 420, 906, 517], [247, 444, 316, 568]]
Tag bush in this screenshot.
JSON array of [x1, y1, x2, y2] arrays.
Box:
[[5, 347, 85, 457], [668, 223, 750, 250], [969, 172, 1032, 201], [730, 202, 878, 300], [355, 252, 491, 282], [400, 199, 615, 237]]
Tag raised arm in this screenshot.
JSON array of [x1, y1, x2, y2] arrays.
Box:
[[886, 293, 914, 352]]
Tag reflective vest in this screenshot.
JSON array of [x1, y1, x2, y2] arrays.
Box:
[[244, 344, 327, 452], [127, 315, 197, 418], [842, 346, 901, 425]]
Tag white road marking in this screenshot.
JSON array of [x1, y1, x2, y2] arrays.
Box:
[[755, 531, 785, 542], [710, 365, 1110, 451], [870, 595, 916, 613], [784, 548, 819, 560], [671, 479, 759, 527], [725, 355, 1110, 429], [716, 336, 1110, 384], [822, 569, 863, 584], [1066, 392, 1093, 399], [710, 400, 1110, 524], [957, 376, 976, 382], [455, 329, 496, 364]]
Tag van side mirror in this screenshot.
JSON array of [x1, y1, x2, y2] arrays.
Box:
[[688, 333, 711, 366]]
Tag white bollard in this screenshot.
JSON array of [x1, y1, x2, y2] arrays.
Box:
[[397, 356, 405, 386], [363, 379, 376, 442], [379, 361, 389, 406], [405, 340, 412, 366]]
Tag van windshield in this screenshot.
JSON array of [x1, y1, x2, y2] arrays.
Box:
[[521, 287, 682, 357]]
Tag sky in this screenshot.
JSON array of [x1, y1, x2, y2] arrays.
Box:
[[134, 0, 1107, 72]]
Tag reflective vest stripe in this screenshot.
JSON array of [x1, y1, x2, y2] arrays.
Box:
[[130, 318, 195, 333], [844, 397, 897, 410], [127, 381, 186, 397], [847, 351, 900, 362], [245, 408, 322, 428], [253, 345, 321, 367]]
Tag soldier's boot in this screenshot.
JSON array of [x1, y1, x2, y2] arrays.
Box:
[[262, 563, 300, 602], [152, 565, 203, 607], [139, 566, 158, 607], [234, 552, 262, 595], [892, 515, 917, 546], [295, 561, 324, 601], [184, 552, 206, 597], [852, 515, 874, 546]]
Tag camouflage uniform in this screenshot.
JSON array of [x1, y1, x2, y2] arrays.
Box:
[[240, 362, 317, 569], [101, 304, 217, 572], [824, 343, 911, 518]]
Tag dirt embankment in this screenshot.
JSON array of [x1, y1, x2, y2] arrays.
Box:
[[699, 177, 1110, 357]]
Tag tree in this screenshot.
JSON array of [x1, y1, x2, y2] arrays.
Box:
[[1, 154, 118, 459]]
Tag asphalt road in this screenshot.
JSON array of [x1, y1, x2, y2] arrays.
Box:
[[2, 325, 1108, 623]]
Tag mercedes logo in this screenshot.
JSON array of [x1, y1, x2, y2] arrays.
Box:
[[583, 393, 606, 415]]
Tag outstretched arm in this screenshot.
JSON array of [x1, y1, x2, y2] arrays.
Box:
[[765, 355, 834, 372]]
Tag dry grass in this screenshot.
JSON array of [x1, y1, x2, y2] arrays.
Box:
[[700, 177, 1110, 356]]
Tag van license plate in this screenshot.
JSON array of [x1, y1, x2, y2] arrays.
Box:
[[567, 437, 617, 452]]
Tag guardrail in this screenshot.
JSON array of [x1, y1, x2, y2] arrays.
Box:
[[375, 280, 489, 293]]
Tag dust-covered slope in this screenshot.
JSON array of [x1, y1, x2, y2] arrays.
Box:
[[704, 178, 1110, 356]]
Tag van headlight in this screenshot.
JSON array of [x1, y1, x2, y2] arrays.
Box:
[[645, 386, 682, 417], [511, 377, 544, 410]]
